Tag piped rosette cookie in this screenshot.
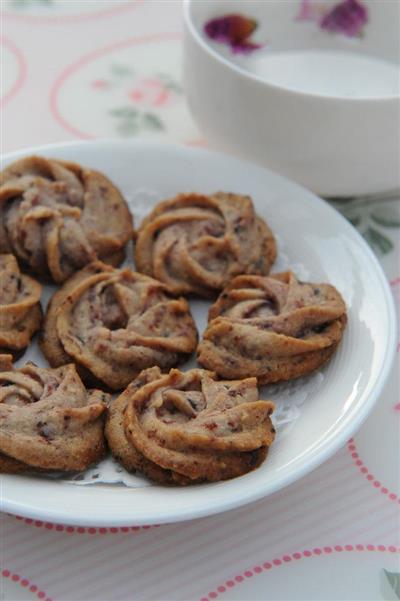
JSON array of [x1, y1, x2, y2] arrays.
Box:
[[0, 254, 42, 358], [0, 156, 133, 282], [106, 367, 275, 485], [135, 192, 276, 297], [0, 355, 108, 473], [198, 272, 347, 383], [41, 262, 198, 391]]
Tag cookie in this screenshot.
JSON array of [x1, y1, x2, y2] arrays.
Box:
[[105, 366, 191, 485], [0, 156, 133, 282], [198, 271, 347, 383], [134, 192, 276, 297], [0, 354, 108, 473], [41, 262, 198, 391], [106, 367, 275, 485], [0, 254, 42, 358]]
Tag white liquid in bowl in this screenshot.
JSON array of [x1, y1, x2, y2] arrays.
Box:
[[246, 50, 400, 99]]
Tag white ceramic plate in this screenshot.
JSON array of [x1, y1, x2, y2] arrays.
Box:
[[0, 140, 396, 526]]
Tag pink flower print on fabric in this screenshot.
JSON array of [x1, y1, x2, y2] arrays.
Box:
[[128, 78, 173, 108]]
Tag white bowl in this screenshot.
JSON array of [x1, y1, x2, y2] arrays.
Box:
[[183, 0, 400, 196], [0, 139, 396, 526]]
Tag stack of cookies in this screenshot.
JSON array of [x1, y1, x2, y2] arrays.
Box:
[[0, 156, 347, 485]]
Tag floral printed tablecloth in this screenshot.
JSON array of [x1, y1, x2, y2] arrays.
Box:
[[1, 2, 399, 600]]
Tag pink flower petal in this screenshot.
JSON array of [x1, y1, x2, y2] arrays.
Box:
[[204, 14, 264, 55]]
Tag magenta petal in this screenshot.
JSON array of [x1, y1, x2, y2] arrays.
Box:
[[321, 0, 368, 37], [204, 14, 264, 54], [231, 41, 264, 55], [204, 18, 231, 43]]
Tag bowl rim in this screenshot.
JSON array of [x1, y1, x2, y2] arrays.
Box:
[[183, 0, 400, 103]]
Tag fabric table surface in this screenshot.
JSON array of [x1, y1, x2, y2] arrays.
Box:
[[1, 2, 399, 600]]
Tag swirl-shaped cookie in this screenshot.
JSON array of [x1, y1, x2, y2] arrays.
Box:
[[106, 367, 275, 484], [0, 355, 108, 473], [198, 272, 347, 383], [0, 156, 133, 282], [0, 254, 42, 357], [135, 192, 276, 297], [41, 262, 198, 391]]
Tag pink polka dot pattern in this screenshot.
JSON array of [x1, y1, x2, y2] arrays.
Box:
[[10, 515, 160, 534], [347, 438, 400, 504], [2, 569, 52, 601], [199, 545, 400, 601]]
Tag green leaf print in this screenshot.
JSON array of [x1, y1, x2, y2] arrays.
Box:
[[156, 73, 183, 94], [383, 570, 400, 600], [143, 113, 164, 130], [110, 106, 165, 137], [363, 227, 393, 255], [370, 206, 400, 228], [347, 214, 362, 227], [110, 63, 134, 77], [110, 107, 138, 119], [116, 120, 140, 137], [336, 207, 362, 227], [327, 192, 400, 256]]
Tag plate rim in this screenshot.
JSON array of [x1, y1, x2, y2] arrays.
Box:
[[0, 139, 397, 526]]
